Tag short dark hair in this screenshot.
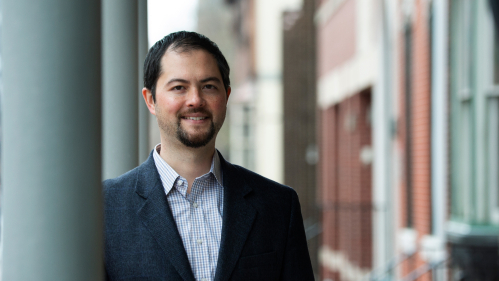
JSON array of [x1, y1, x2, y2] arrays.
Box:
[[143, 31, 230, 102]]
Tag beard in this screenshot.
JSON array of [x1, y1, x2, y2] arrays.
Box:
[[176, 118, 216, 148]]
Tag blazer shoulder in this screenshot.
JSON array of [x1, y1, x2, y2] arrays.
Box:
[[102, 151, 159, 198]]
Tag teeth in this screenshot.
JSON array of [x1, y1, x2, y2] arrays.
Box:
[[186, 117, 206, 120]]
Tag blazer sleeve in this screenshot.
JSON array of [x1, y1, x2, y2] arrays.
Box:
[[280, 190, 315, 281]]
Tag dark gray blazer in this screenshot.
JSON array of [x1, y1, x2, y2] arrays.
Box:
[[103, 151, 314, 281]]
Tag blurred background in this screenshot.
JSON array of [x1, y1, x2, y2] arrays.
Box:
[[1, 0, 499, 280]]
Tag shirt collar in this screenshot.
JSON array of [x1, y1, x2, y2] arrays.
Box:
[[152, 144, 223, 194], [210, 149, 223, 186]]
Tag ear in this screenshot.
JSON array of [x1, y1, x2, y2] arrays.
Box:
[[142, 87, 156, 115], [225, 87, 231, 104]]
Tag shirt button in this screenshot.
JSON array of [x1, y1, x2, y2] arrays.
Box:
[[193, 202, 198, 208], [176, 180, 183, 186], [197, 239, 203, 245]]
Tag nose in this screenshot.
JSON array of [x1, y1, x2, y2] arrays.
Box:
[[186, 87, 205, 107]]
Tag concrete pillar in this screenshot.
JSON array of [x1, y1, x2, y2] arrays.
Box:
[[1, 1, 104, 280], [102, 0, 139, 179], [138, 0, 149, 163]]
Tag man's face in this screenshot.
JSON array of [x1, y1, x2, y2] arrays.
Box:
[[147, 48, 230, 148]]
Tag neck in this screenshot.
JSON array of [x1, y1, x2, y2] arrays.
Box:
[[159, 138, 215, 193]]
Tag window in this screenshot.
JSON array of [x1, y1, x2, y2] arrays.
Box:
[[450, 0, 499, 225]]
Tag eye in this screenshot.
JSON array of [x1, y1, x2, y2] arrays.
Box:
[[172, 85, 185, 91], [203, 84, 217, 90]]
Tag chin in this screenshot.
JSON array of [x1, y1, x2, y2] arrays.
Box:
[[177, 127, 216, 148]]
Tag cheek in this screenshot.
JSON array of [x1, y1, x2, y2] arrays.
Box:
[[157, 97, 183, 115], [211, 96, 228, 109]]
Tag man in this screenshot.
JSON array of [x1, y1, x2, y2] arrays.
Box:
[[103, 31, 314, 281]]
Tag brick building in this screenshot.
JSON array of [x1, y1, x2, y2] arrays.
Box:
[[397, 0, 499, 279], [316, 0, 499, 280], [317, 0, 380, 279], [320, 90, 373, 281]]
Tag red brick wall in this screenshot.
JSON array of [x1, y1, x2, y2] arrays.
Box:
[[317, 2, 362, 279], [398, 0, 432, 279], [320, 90, 373, 280]]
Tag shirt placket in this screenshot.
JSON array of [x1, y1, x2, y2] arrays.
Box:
[[189, 180, 211, 281], [174, 177, 192, 258]]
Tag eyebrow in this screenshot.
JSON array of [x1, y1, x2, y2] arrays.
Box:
[[166, 78, 189, 85], [166, 77, 222, 85], [200, 77, 222, 84]]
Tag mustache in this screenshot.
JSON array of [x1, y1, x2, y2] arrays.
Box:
[[177, 108, 212, 118]]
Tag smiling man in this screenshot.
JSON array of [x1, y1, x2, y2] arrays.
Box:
[[103, 31, 314, 281]]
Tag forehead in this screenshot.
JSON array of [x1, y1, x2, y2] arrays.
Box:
[[159, 48, 221, 79]]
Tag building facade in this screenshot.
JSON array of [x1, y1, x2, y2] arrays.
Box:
[[317, 0, 381, 279], [317, 0, 499, 280]]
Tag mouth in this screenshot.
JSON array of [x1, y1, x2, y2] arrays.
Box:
[[182, 116, 208, 121]]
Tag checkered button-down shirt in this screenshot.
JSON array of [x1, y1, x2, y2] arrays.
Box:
[[153, 145, 224, 281]]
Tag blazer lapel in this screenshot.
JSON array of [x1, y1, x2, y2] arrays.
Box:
[[135, 154, 195, 281], [214, 153, 257, 281]]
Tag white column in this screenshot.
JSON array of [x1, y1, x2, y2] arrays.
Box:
[[102, 0, 139, 179], [1, 1, 104, 280], [431, 0, 448, 244], [431, 0, 449, 279], [372, 0, 397, 273]]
